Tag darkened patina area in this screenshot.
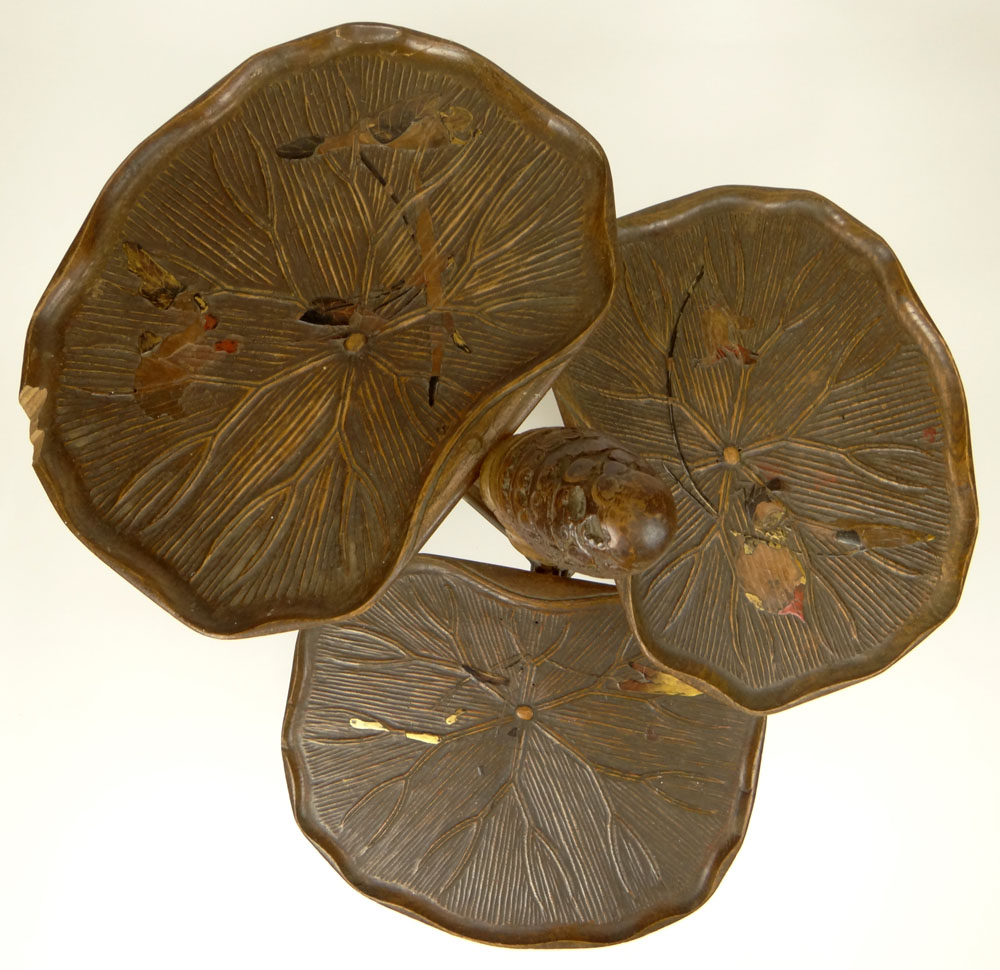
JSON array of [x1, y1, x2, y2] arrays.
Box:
[[284, 556, 763, 947]]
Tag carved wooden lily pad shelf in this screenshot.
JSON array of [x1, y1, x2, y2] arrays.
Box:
[[20, 22, 977, 948], [19, 22, 614, 636], [554, 187, 977, 713], [285, 557, 763, 946]]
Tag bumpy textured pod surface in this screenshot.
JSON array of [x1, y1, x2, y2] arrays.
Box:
[[19, 23, 615, 636], [556, 186, 977, 713], [478, 427, 676, 577], [283, 556, 764, 947]]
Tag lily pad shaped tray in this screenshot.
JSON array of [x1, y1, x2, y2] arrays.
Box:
[[19, 22, 615, 636], [556, 186, 977, 712], [283, 556, 764, 947]]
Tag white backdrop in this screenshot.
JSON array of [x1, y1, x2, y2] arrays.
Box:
[[2, 1, 997, 967]]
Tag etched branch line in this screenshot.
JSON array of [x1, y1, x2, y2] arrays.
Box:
[[22, 24, 615, 635], [283, 556, 764, 947], [555, 186, 977, 712]]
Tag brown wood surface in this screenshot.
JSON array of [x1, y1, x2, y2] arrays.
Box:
[[555, 186, 977, 713], [19, 23, 615, 636], [478, 427, 676, 577], [283, 556, 764, 947]]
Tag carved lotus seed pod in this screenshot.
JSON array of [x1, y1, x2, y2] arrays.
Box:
[[478, 427, 676, 577]]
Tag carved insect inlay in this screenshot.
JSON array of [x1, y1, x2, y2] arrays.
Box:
[[122, 243, 242, 419], [277, 94, 478, 404]]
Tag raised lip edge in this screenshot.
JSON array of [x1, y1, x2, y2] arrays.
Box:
[[19, 22, 618, 638], [557, 184, 978, 714], [281, 553, 765, 947]]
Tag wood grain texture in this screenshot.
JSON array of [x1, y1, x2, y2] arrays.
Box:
[[478, 427, 676, 577], [283, 556, 764, 947], [555, 187, 977, 712], [20, 23, 615, 636]]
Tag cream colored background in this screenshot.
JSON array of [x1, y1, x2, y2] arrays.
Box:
[[2, 1, 997, 967]]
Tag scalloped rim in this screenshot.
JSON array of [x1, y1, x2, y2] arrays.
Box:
[[282, 554, 765, 947], [559, 185, 978, 714], [20, 23, 617, 637]]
